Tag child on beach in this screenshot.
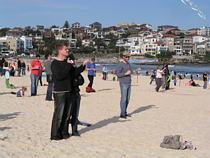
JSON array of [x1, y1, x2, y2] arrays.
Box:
[[11, 87, 27, 97], [4, 66, 16, 89]]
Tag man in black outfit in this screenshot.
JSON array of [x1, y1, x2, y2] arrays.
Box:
[[50, 44, 88, 140], [68, 54, 86, 136], [17, 58, 21, 77]]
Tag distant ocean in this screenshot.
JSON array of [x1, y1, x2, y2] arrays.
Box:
[[95, 63, 210, 79]]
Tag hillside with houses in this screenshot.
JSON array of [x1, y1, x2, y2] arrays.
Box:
[[1, 21, 210, 63]]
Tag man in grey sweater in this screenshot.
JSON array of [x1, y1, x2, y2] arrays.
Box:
[[44, 53, 53, 101], [115, 52, 132, 119]]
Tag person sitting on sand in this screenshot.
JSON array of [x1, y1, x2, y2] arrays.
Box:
[[189, 79, 200, 87], [11, 87, 27, 97]]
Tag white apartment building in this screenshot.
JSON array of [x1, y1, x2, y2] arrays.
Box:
[[192, 36, 208, 43], [20, 36, 33, 51], [129, 46, 141, 55]]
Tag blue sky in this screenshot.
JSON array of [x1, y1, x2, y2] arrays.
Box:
[[0, 0, 209, 29]]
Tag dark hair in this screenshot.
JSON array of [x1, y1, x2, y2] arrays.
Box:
[[91, 57, 95, 62], [45, 53, 51, 59], [36, 54, 40, 58]]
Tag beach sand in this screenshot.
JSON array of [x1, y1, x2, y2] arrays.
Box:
[[0, 72, 210, 158]]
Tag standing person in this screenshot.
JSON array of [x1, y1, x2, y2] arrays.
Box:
[[102, 65, 108, 80], [155, 65, 164, 92], [38, 62, 43, 86], [51, 43, 73, 140], [86, 57, 96, 93], [173, 71, 177, 86], [50, 44, 88, 140], [115, 52, 132, 119], [149, 70, 156, 85], [164, 65, 170, 90], [0, 57, 5, 76], [44, 53, 53, 101], [21, 59, 26, 75], [17, 58, 21, 77], [203, 72, 208, 89], [68, 54, 89, 136], [30, 54, 42, 96]]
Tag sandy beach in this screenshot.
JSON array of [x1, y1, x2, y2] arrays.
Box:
[[0, 71, 210, 158]]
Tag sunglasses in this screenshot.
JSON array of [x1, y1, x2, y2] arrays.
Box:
[[124, 56, 130, 58]]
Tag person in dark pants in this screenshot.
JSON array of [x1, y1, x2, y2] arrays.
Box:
[[86, 58, 96, 93], [21, 60, 26, 75], [203, 72, 208, 89], [44, 53, 53, 101], [51, 44, 74, 140], [17, 58, 21, 77], [149, 70, 156, 85], [164, 65, 170, 90], [50, 44, 88, 140], [0, 57, 5, 76], [68, 54, 87, 136], [155, 65, 165, 92]]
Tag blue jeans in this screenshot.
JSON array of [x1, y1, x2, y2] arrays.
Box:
[[46, 82, 53, 100], [203, 81, 208, 89], [119, 83, 131, 116], [30, 74, 39, 96]]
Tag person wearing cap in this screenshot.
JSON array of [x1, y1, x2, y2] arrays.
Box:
[[30, 54, 42, 96], [115, 52, 132, 119]]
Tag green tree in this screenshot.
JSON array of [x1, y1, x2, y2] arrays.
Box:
[[204, 51, 210, 62], [76, 39, 82, 48], [63, 20, 70, 28], [156, 50, 175, 62], [0, 28, 10, 36]]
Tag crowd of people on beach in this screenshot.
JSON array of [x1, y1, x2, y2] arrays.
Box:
[[147, 65, 209, 92], [1, 46, 210, 141]]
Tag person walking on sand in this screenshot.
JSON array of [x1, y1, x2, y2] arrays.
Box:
[[155, 65, 165, 92], [86, 57, 96, 93], [115, 52, 132, 119], [30, 54, 42, 96]]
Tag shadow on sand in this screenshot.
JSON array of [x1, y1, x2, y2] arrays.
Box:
[[0, 112, 21, 121], [97, 88, 113, 92], [0, 127, 12, 131], [79, 105, 156, 135]]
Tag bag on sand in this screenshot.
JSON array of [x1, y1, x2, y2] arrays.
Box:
[[160, 135, 182, 150], [160, 135, 196, 150]]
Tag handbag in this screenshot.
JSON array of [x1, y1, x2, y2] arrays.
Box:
[[73, 74, 84, 86]]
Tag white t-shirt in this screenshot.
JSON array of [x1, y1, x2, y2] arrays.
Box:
[[156, 69, 163, 79], [5, 70, 10, 79]]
